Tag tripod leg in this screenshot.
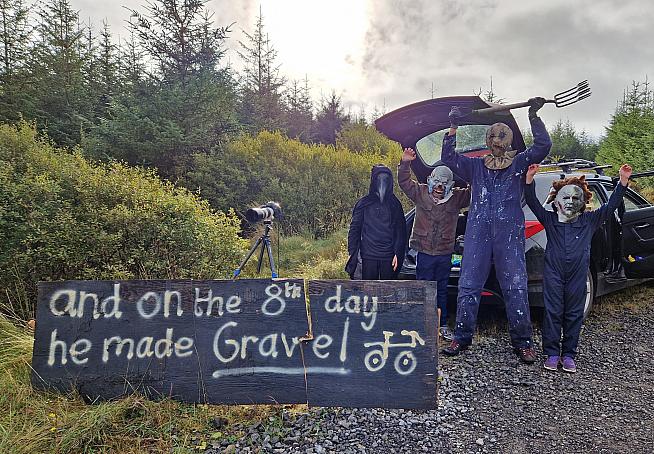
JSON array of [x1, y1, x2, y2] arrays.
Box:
[[263, 237, 278, 278], [257, 238, 266, 274], [233, 237, 264, 278]]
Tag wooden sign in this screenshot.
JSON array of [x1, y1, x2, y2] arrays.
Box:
[[304, 280, 438, 409], [31, 279, 438, 409]]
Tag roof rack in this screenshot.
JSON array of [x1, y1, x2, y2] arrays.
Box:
[[539, 159, 612, 175]]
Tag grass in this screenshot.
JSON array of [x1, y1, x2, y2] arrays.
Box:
[[238, 227, 349, 280], [0, 312, 315, 453], [0, 314, 305, 453]]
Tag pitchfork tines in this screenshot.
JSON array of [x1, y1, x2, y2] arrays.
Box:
[[548, 80, 591, 108], [470, 80, 592, 115]]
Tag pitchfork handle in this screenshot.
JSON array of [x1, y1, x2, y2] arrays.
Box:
[[472, 99, 555, 115]]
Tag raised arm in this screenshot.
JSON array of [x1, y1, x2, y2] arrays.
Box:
[[513, 98, 552, 173], [440, 107, 475, 182], [455, 185, 471, 209], [515, 98, 552, 172], [524, 164, 550, 224], [397, 148, 420, 202], [588, 164, 632, 229]]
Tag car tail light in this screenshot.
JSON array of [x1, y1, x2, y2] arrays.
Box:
[[481, 291, 493, 296], [525, 220, 544, 238]]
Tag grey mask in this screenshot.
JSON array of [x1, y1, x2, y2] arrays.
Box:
[[555, 184, 585, 222], [427, 166, 454, 202], [376, 173, 391, 204]]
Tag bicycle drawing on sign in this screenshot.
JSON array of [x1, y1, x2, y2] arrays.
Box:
[[363, 330, 426, 375]]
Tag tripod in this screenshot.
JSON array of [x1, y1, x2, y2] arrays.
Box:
[[233, 220, 278, 278]]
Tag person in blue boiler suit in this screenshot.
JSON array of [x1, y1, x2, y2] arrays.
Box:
[[525, 163, 631, 373], [441, 98, 551, 363]]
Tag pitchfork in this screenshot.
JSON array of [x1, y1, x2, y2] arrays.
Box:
[[470, 80, 591, 115]]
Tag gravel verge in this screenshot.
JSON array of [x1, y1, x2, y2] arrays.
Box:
[[207, 285, 654, 454]]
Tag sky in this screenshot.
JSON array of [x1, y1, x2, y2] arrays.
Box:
[[69, 0, 654, 138]]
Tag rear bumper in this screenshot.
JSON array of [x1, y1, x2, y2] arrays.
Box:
[[400, 265, 545, 307]]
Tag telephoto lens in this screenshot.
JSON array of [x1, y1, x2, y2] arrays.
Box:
[[245, 201, 282, 222]]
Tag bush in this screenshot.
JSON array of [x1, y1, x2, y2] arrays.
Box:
[[0, 123, 247, 320], [183, 131, 406, 238]]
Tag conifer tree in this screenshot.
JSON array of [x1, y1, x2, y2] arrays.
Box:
[[285, 77, 313, 141], [314, 90, 350, 145], [0, 0, 31, 122], [29, 0, 87, 146], [597, 80, 654, 175], [237, 9, 286, 133]]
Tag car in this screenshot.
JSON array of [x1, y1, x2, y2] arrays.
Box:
[[375, 95, 654, 318]]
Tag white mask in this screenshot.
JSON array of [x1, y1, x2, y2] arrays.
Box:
[[554, 184, 585, 222]]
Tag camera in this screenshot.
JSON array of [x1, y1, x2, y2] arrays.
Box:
[[246, 201, 283, 223]]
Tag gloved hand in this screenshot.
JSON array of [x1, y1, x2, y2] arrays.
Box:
[[528, 97, 546, 118], [449, 106, 464, 128]]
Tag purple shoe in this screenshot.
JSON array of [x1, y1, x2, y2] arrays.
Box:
[[543, 355, 560, 371], [561, 356, 577, 373]]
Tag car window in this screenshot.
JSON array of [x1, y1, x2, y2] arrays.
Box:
[[602, 183, 651, 211], [415, 125, 490, 166], [587, 186, 602, 211]]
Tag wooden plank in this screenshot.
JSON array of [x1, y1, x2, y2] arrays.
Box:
[[303, 280, 438, 409], [31, 279, 439, 409], [31, 279, 310, 404]]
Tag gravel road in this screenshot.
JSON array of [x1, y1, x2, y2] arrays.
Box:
[[207, 285, 654, 454]]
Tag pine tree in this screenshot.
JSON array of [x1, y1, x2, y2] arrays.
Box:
[[284, 77, 313, 141], [86, 0, 238, 178], [29, 0, 87, 146], [597, 80, 654, 176], [314, 90, 350, 145], [548, 119, 597, 161], [237, 9, 286, 133], [127, 0, 229, 85], [0, 0, 32, 122]]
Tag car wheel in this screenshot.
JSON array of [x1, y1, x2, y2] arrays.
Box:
[[582, 268, 595, 320]]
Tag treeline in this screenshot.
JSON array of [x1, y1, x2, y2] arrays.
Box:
[[0, 0, 385, 179], [0, 0, 405, 240]]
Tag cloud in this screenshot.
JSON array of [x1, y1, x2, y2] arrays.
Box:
[[360, 0, 654, 136], [68, 0, 654, 136]]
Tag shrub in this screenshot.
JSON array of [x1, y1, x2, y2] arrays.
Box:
[[183, 131, 406, 238], [0, 123, 247, 320]]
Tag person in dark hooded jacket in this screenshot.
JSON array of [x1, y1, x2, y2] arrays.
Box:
[[346, 164, 407, 279]]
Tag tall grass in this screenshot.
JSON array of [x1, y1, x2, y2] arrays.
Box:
[[236, 227, 349, 280], [0, 315, 300, 453]]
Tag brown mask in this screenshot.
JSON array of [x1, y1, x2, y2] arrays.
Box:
[[483, 123, 516, 170]]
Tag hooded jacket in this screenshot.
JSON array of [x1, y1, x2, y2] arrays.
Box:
[[346, 165, 407, 278]]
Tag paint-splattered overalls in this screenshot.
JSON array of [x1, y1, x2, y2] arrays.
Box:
[[441, 117, 552, 348], [525, 180, 626, 357]]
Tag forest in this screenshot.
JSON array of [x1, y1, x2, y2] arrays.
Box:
[[2, 1, 654, 452]]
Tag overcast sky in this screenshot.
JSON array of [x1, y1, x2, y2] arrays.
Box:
[[70, 0, 654, 138]]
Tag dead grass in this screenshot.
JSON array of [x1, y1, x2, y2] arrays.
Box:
[[592, 282, 654, 318], [0, 315, 308, 454]]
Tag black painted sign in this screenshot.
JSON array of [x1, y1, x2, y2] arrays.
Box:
[[31, 279, 438, 409]]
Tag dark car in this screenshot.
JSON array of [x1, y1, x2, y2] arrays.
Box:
[[375, 95, 654, 318]]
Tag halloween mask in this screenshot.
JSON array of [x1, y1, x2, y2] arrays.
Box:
[[554, 184, 585, 222], [483, 123, 517, 170], [375, 172, 391, 204], [427, 166, 454, 203]]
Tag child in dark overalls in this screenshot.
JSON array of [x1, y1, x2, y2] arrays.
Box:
[[524, 163, 632, 372]]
